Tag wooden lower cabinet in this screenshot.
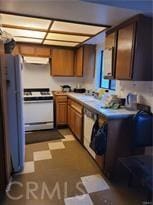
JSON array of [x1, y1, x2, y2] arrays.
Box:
[[70, 107, 75, 133], [55, 95, 67, 126], [56, 102, 67, 125], [67, 104, 71, 128], [74, 111, 82, 141], [68, 99, 83, 143]]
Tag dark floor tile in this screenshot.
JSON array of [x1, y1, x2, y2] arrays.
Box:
[[58, 129, 72, 136]]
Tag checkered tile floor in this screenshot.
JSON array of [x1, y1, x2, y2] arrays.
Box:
[[1, 129, 146, 205], [21, 131, 110, 204]]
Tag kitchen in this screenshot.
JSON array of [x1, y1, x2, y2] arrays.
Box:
[[0, 1, 153, 205]]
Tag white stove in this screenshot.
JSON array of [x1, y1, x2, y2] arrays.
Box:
[[24, 88, 54, 131]]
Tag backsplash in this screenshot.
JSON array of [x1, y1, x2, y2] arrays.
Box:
[[22, 63, 84, 91], [116, 81, 153, 112]]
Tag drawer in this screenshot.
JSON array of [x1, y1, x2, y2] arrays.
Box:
[[71, 100, 83, 114], [55, 95, 67, 102]]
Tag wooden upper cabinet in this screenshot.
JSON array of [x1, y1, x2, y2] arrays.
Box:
[[75, 45, 96, 77], [19, 44, 35, 56], [104, 32, 116, 78], [105, 32, 116, 49], [51, 48, 74, 76], [115, 23, 135, 80], [35, 46, 51, 57], [106, 14, 152, 81], [75, 47, 84, 77], [13, 44, 51, 57]]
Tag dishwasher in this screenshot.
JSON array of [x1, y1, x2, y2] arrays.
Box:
[[83, 108, 97, 159]]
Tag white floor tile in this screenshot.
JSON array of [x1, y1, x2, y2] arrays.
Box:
[[81, 174, 110, 193], [64, 194, 93, 205], [21, 161, 35, 174], [33, 150, 52, 161], [48, 141, 65, 150], [62, 135, 75, 142]]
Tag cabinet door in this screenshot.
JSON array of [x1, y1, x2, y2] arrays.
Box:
[[104, 32, 116, 78], [56, 102, 67, 125], [105, 32, 116, 49], [70, 107, 75, 133], [19, 45, 35, 56], [68, 105, 71, 128], [74, 111, 82, 142], [83, 45, 96, 78], [115, 23, 136, 80], [75, 47, 83, 77], [35, 46, 51, 57], [51, 48, 74, 76]]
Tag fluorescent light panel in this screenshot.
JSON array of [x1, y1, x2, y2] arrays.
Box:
[[0, 13, 106, 46], [14, 37, 42, 43], [51, 21, 106, 35], [44, 40, 78, 47], [46, 33, 89, 42], [0, 14, 51, 30], [2, 27, 46, 38]]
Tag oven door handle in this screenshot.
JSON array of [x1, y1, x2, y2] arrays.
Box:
[[24, 100, 53, 103]]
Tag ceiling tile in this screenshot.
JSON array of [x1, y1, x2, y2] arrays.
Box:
[[2, 27, 46, 39], [46, 33, 89, 42], [51, 21, 106, 35], [0, 14, 51, 30], [43, 40, 78, 47], [14, 37, 42, 43]]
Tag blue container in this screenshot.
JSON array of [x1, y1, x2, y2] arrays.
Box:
[[133, 111, 153, 147]]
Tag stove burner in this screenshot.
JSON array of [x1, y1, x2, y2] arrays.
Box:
[[24, 92, 32, 96], [41, 91, 50, 95]]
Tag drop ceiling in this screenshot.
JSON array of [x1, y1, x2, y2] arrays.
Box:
[[0, 13, 107, 47]]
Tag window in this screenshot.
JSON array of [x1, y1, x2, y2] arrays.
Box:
[[99, 50, 116, 90]]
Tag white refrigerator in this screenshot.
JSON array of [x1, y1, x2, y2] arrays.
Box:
[[6, 54, 25, 173]]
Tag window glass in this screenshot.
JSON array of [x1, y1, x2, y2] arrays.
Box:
[[100, 50, 116, 90]]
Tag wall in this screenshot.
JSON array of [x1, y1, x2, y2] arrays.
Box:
[[116, 81, 153, 112], [22, 63, 84, 91]]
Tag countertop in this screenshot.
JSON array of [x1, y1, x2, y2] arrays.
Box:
[[67, 93, 137, 119]]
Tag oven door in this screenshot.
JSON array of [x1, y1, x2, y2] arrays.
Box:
[[24, 100, 54, 131]]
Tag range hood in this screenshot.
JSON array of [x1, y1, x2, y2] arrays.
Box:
[[24, 56, 49, 64]]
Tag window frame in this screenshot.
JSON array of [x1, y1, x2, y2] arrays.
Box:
[[99, 50, 116, 91]]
